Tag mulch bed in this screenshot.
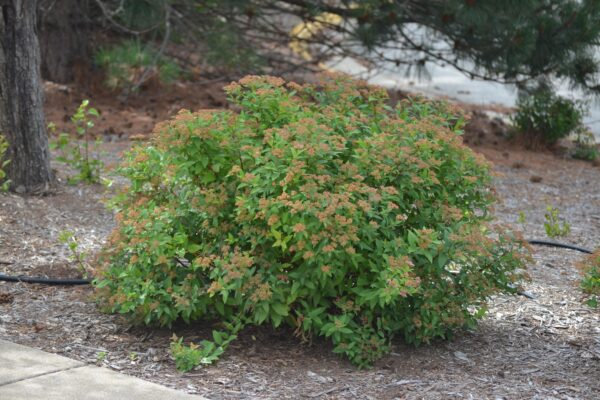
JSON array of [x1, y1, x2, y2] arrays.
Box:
[[1, 89, 599, 398]]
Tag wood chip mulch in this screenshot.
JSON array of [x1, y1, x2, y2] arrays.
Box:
[[1, 142, 599, 399]]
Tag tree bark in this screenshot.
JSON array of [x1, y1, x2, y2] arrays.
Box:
[[0, 0, 54, 193], [38, 0, 89, 83]]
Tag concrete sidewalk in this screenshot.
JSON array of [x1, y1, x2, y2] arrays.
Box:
[[0, 339, 207, 399]]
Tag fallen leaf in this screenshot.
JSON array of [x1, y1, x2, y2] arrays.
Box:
[[0, 292, 14, 304]]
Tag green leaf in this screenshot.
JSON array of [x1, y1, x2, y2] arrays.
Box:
[[201, 171, 216, 184], [271, 313, 283, 327], [254, 303, 269, 324], [212, 330, 224, 344], [271, 302, 288, 316], [187, 243, 202, 253]]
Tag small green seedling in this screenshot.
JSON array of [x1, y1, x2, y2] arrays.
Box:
[[49, 100, 104, 184], [170, 326, 239, 372], [96, 351, 107, 362], [517, 211, 526, 224], [543, 206, 570, 238], [58, 230, 90, 278], [169, 335, 226, 372]]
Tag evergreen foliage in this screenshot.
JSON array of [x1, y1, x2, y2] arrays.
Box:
[[95, 40, 181, 89], [92, 0, 600, 93]]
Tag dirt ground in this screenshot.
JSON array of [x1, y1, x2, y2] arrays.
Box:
[[0, 81, 599, 399]]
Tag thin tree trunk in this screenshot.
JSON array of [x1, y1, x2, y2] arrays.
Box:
[[0, 0, 54, 193]]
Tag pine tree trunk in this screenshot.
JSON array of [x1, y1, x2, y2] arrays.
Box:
[[0, 0, 54, 193], [39, 0, 88, 83]]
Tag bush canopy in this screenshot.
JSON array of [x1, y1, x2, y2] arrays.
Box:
[[95, 75, 528, 367]]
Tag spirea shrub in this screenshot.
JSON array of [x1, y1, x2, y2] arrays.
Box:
[[95, 75, 529, 367]]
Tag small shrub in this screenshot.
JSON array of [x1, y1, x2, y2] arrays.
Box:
[[49, 100, 104, 184], [512, 90, 585, 145], [95, 40, 181, 90], [543, 206, 571, 238], [579, 250, 600, 308], [58, 230, 91, 278], [572, 129, 599, 161], [95, 75, 529, 368], [0, 134, 10, 192]]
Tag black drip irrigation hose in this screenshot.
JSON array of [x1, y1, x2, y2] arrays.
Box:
[[0, 274, 90, 285], [0, 240, 594, 286], [526, 239, 593, 254]]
